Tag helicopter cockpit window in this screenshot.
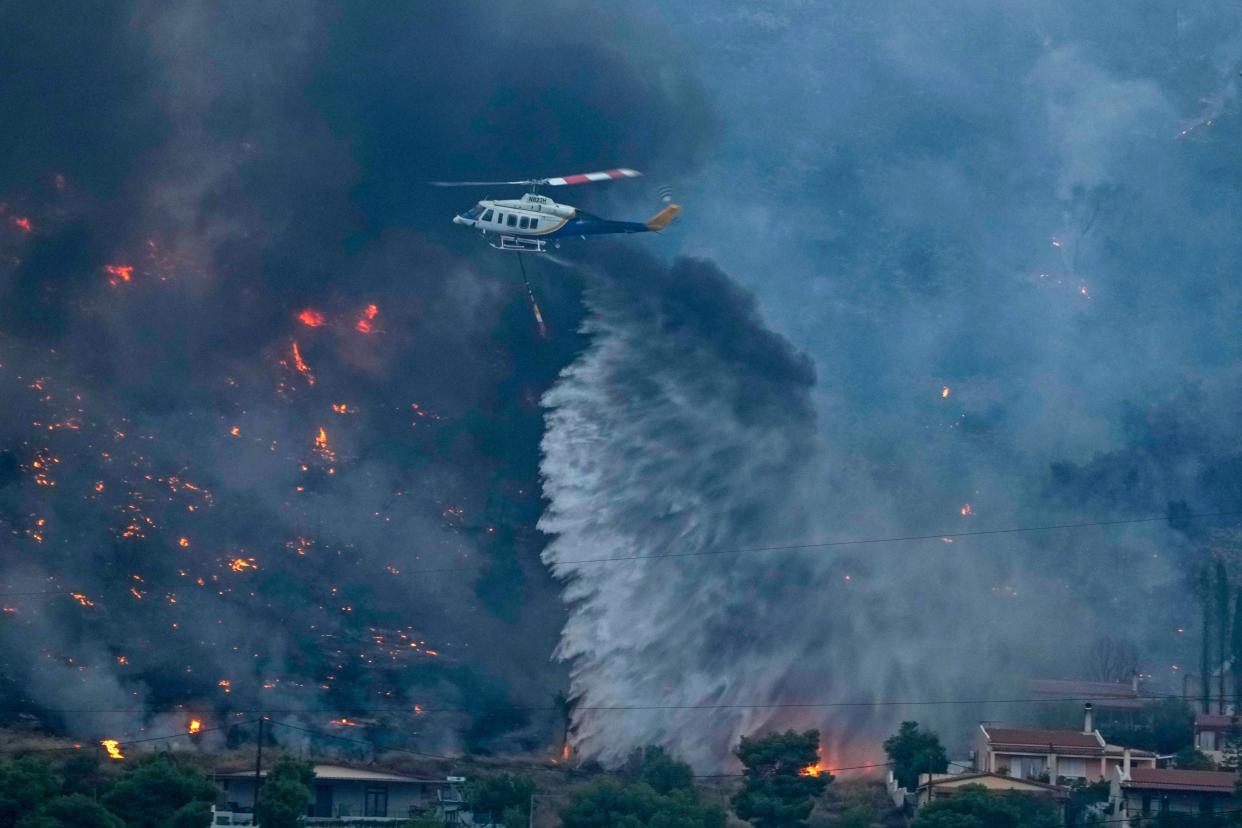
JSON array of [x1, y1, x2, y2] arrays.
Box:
[[507, 214, 517, 227], [482, 209, 494, 222]]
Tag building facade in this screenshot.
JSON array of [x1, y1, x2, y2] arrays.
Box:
[[1108, 767, 1236, 825], [214, 764, 465, 824], [975, 705, 1155, 783]]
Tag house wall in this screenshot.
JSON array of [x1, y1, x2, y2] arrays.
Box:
[[217, 776, 438, 819], [313, 780, 424, 819], [218, 777, 256, 811], [1122, 789, 1231, 820], [1101, 756, 1156, 780]]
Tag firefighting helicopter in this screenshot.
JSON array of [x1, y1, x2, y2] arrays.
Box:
[[432, 168, 680, 253]]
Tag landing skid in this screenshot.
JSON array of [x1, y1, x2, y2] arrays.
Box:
[[490, 235, 547, 253]]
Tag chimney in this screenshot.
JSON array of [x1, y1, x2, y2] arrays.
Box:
[[1083, 703, 1095, 735], [1047, 747, 1058, 783], [1131, 671, 1139, 693], [1123, 747, 1132, 777]]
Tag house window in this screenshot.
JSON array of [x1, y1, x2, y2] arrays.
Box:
[[482, 209, 493, 222], [519, 216, 530, 230], [364, 786, 389, 817], [507, 214, 517, 227]]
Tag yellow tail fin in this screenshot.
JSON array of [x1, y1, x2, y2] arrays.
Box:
[[645, 203, 681, 231]]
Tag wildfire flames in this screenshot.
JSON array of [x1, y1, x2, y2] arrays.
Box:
[[188, 719, 202, 735], [314, 426, 335, 461], [101, 739, 124, 760], [355, 303, 379, 333], [291, 341, 315, 385], [104, 264, 133, 286], [941, 386, 950, 398], [297, 308, 326, 327], [960, 503, 972, 517], [800, 748, 829, 777]]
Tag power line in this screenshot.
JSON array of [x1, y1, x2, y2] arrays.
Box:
[[0, 693, 1202, 715], [1, 508, 1236, 600], [12, 719, 258, 754]]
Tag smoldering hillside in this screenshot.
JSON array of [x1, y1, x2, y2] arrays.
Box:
[[0, 1, 712, 753]]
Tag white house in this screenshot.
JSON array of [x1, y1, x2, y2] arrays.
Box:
[[975, 704, 1156, 783], [214, 764, 465, 824], [1108, 766, 1236, 824]]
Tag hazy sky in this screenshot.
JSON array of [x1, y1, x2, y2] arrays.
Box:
[[2, 1, 1241, 768]]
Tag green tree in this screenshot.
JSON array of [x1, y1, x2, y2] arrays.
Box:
[[58, 754, 104, 798], [465, 774, 535, 824], [621, 746, 694, 795], [560, 781, 724, 828], [254, 757, 314, 828], [911, 785, 1058, 828], [17, 794, 124, 828], [0, 758, 61, 828], [883, 722, 949, 790], [18, 794, 123, 828], [1172, 746, 1217, 770], [1097, 698, 1195, 755], [732, 730, 830, 828], [99, 754, 217, 828]]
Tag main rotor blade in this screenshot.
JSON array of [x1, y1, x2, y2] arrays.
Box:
[[545, 168, 641, 186], [429, 169, 642, 187], [428, 180, 538, 187]]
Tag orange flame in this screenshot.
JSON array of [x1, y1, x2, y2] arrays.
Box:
[[314, 427, 335, 461], [800, 748, 829, 777], [355, 303, 379, 333], [291, 341, 315, 385], [14, 217, 31, 232], [188, 719, 202, 735], [297, 308, 326, 327], [70, 593, 95, 607], [178, 537, 190, 548], [105, 265, 133, 286], [960, 503, 972, 517], [229, 558, 257, 573], [101, 740, 124, 760], [941, 386, 950, 398]]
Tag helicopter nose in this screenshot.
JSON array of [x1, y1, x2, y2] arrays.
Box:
[[453, 214, 467, 225]]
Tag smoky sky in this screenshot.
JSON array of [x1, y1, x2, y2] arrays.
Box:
[[534, 0, 1242, 768], [5, 0, 1242, 773], [0, 0, 712, 755]]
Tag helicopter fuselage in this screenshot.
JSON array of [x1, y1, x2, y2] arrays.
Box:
[[454, 193, 648, 239]]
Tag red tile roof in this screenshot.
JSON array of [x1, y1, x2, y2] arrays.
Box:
[[1123, 768, 1236, 794], [982, 726, 1103, 753], [1195, 714, 1242, 729], [1029, 679, 1152, 710]]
